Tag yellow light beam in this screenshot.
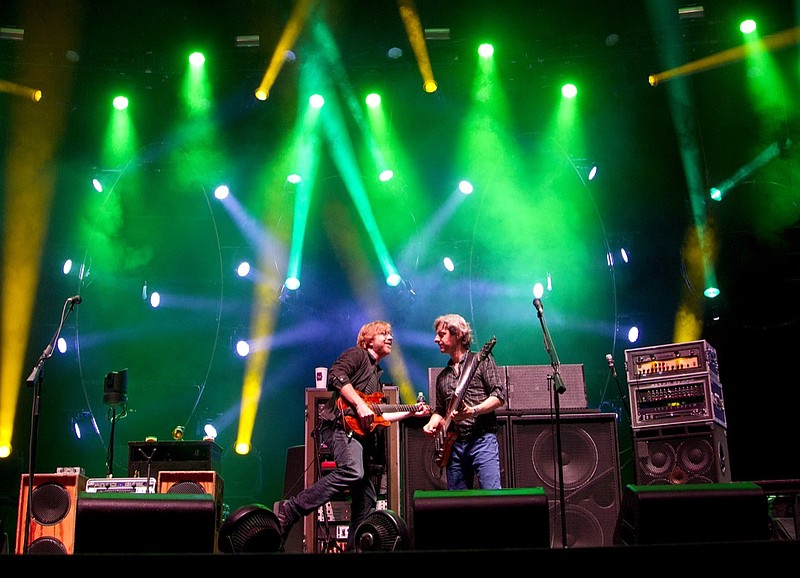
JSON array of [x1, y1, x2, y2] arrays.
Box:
[[256, 0, 318, 100], [397, 0, 437, 92], [649, 26, 800, 86], [0, 79, 42, 102]]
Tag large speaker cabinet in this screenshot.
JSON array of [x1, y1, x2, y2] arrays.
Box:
[[399, 416, 510, 525], [15, 473, 87, 554], [303, 387, 400, 553], [510, 413, 622, 548], [632, 422, 731, 485]]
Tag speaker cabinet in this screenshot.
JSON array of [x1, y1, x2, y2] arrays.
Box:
[[427, 367, 443, 409], [412, 488, 550, 550], [505, 364, 588, 412], [281, 445, 306, 553], [15, 473, 86, 554], [633, 422, 731, 485], [303, 387, 400, 553], [157, 470, 223, 530], [400, 416, 510, 524], [510, 413, 621, 548], [74, 493, 217, 553], [427, 365, 589, 413], [615, 482, 771, 544]]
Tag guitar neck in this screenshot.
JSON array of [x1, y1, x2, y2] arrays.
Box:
[[440, 337, 496, 427], [370, 403, 420, 414]]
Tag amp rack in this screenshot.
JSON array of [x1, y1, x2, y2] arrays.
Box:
[[624, 340, 719, 384], [628, 374, 726, 430]]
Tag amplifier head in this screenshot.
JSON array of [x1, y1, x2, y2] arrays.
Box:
[[625, 340, 718, 383]]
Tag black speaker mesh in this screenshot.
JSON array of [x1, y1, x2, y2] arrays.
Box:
[[166, 480, 205, 494], [633, 424, 730, 485], [552, 504, 603, 548], [506, 364, 588, 411], [27, 536, 68, 555], [30, 483, 71, 525], [531, 425, 599, 491], [510, 413, 621, 548]]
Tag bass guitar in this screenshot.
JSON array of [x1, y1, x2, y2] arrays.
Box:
[[432, 336, 497, 469], [339, 390, 428, 438]]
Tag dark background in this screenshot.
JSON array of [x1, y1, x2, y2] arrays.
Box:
[[1, 0, 798, 536]]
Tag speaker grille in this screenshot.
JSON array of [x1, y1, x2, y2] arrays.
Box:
[[30, 483, 71, 525], [510, 413, 621, 548], [530, 425, 599, 491], [506, 364, 588, 412], [27, 536, 68, 555], [633, 423, 730, 485], [166, 480, 206, 494]]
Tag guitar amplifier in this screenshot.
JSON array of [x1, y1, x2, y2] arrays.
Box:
[[429, 364, 589, 413], [625, 340, 719, 384], [505, 364, 589, 412], [127, 440, 222, 478]]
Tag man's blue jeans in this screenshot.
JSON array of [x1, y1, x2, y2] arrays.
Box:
[[446, 431, 502, 490]]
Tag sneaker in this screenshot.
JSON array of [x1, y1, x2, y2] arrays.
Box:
[[274, 500, 296, 549]]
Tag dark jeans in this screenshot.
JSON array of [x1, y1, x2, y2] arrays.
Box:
[[286, 423, 377, 551]]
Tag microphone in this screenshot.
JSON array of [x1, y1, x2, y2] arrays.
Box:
[[532, 298, 543, 315], [67, 295, 82, 305], [605, 353, 617, 379]]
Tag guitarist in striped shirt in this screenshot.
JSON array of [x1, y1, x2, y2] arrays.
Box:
[[422, 314, 506, 490]]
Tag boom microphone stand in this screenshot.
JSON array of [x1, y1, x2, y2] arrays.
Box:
[[532, 298, 568, 549], [22, 295, 82, 554]]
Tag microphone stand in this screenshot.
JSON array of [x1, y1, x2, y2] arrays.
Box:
[[606, 355, 632, 420], [22, 296, 80, 554], [532, 298, 568, 549]]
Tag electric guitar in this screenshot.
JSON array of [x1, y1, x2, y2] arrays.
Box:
[[339, 390, 429, 438], [432, 336, 497, 469]]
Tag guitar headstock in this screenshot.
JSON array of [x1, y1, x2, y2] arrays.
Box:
[[479, 336, 497, 359]]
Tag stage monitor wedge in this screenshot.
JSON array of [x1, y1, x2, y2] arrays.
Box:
[[412, 488, 549, 550], [615, 482, 771, 545], [74, 493, 217, 553]]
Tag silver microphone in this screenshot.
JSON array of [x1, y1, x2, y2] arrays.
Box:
[[68, 295, 82, 305], [605, 353, 617, 378], [532, 298, 543, 315]]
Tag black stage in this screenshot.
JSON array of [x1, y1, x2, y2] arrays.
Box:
[[3, 541, 799, 570]]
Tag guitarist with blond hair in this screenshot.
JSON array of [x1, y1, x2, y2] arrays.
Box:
[[422, 314, 506, 490], [276, 320, 429, 551]]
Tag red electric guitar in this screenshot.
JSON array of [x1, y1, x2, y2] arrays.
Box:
[[338, 390, 429, 438]]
